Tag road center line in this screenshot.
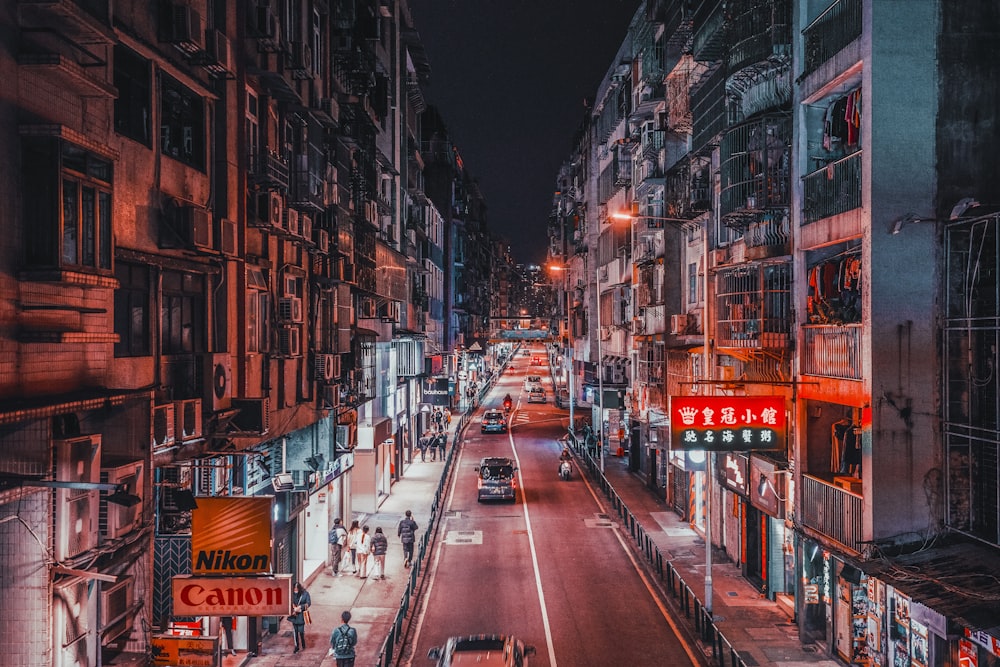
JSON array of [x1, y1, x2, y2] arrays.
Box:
[[509, 429, 558, 667]]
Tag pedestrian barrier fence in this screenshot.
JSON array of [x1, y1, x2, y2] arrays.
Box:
[[566, 431, 750, 667]]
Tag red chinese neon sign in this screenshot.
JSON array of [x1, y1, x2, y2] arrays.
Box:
[[669, 396, 786, 451]]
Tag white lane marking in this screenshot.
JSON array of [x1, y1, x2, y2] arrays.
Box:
[[509, 430, 558, 667], [577, 464, 703, 667]]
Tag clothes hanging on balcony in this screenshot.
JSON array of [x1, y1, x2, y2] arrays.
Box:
[[844, 89, 862, 147], [807, 253, 862, 325], [832, 419, 862, 475]]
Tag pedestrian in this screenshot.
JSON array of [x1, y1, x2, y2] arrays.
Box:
[[432, 407, 443, 432], [343, 520, 360, 573], [355, 525, 372, 578], [220, 616, 236, 656], [289, 582, 311, 653], [328, 518, 347, 575], [370, 526, 388, 579], [429, 430, 440, 462], [418, 430, 431, 462], [329, 610, 358, 667], [437, 432, 447, 460], [397, 510, 419, 567], [444, 407, 452, 426]]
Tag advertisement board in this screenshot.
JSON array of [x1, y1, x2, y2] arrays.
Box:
[[171, 574, 292, 616], [669, 396, 786, 451], [191, 497, 272, 574], [151, 635, 218, 667]]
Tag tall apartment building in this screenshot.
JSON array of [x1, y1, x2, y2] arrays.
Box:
[[551, 1, 1000, 664], [0, 1, 497, 664]]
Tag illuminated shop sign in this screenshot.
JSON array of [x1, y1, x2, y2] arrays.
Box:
[[669, 396, 786, 451], [171, 575, 292, 615], [191, 497, 272, 574]]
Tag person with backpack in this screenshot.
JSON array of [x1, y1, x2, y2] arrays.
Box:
[[328, 518, 348, 576], [330, 610, 358, 666], [369, 526, 388, 580], [397, 509, 419, 567]]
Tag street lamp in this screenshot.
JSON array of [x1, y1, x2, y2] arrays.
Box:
[[610, 209, 715, 614], [547, 264, 575, 437]]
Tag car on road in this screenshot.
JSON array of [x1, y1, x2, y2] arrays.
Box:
[[530, 356, 543, 366], [523, 374, 542, 392], [527, 387, 546, 403], [427, 634, 536, 666], [475, 457, 517, 503], [480, 409, 508, 433]]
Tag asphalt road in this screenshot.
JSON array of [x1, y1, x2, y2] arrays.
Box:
[[401, 348, 701, 667]]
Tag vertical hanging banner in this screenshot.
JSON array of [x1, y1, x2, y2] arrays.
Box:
[[670, 396, 786, 451]]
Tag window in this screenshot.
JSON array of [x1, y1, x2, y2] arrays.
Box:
[[161, 270, 206, 354], [23, 138, 115, 272], [688, 262, 698, 304], [246, 267, 269, 353], [114, 46, 151, 145], [160, 75, 205, 169], [115, 263, 151, 357]]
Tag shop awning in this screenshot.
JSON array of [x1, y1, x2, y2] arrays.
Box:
[[854, 539, 1000, 635]]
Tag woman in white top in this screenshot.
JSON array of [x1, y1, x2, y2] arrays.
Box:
[[342, 520, 360, 573], [355, 525, 372, 578]]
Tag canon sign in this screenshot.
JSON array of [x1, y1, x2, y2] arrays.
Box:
[[171, 575, 293, 616]]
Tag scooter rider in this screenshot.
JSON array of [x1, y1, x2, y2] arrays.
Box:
[[558, 448, 572, 477], [503, 394, 513, 412]]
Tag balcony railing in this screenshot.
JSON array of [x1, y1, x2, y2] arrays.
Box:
[[801, 473, 864, 554], [727, 0, 792, 74], [745, 213, 790, 251], [802, 150, 862, 224], [720, 115, 791, 226], [249, 149, 289, 191], [692, 0, 727, 63], [800, 0, 863, 79], [801, 324, 862, 380]]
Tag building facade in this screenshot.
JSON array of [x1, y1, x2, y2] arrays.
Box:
[[550, 1, 1000, 665]]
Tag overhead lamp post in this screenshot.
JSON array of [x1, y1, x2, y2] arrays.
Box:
[[610, 209, 715, 615], [547, 264, 575, 438]]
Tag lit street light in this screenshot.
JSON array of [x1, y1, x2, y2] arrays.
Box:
[[610, 209, 716, 615]]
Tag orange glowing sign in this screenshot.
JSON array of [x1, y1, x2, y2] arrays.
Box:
[[191, 497, 272, 574], [669, 396, 786, 451]]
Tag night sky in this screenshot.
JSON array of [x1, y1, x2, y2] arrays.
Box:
[[407, 0, 642, 264]]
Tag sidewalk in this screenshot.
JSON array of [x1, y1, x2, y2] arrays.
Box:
[[236, 424, 458, 667], [592, 451, 840, 667]]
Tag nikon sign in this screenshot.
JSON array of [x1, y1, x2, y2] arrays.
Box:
[[191, 497, 272, 574]]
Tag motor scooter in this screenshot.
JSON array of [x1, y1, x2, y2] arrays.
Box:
[[559, 460, 571, 481], [503, 398, 512, 415]]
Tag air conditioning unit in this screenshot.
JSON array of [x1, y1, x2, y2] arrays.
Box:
[[100, 576, 135, 645], [173, 398, 203, 440], [219, 218, 238, 256], [54, 435, 101, 560], [272, 472, 295, 492], [670, 313, 689, 335], [254, 191, 283, 228], [299, 213, 313, 242], [599, 265, 608, 281], [283, 208, 300, 236], [341, 261, 356, 283], [278, 296, 303, 323], [278, 327, 301, 356], [314, 353, 340, 383], [313, 228, 329, 253], [100, 459, 144, 541], [716, 365, 737, 381], [151, 403, 176, 450], [321, 384, 340, 409], [202, 28, 233, 77], [632, 318, 645, 334], [202, 352, 232, 411], [599, 326, 612, 340], [711, 249, 728, 267], [53, 577, 96, 667], [161, 2, 203, 55], [231, 397, 270, 434]]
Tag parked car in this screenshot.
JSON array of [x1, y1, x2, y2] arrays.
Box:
[[527, 387, 546, 403], [428, 634, 536, 666], [475, 457, 517, 502], [480, 409, 508, 433], [555, 388, 570, 408]]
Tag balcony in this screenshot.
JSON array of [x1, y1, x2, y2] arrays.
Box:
[[727, 0, 791, 74], [691, 0, 727, 63], [745, 212, 791, 258], [249, 149, 289, 191], [801, 473, 864, 554], [690, 65, 727, 154], [802, 150, 862, 224], [715, 262, 791, 350], [720, 115, 791, 227], [801, 0, 863, 80], [801, 324, 862, 380], [291, 169, 325, 211]]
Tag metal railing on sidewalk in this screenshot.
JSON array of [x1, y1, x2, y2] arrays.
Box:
[[566, 431, 749, 667]]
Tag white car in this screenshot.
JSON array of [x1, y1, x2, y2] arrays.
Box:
[[524, 375, 542, 392], [527, 388, 546, 404]]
